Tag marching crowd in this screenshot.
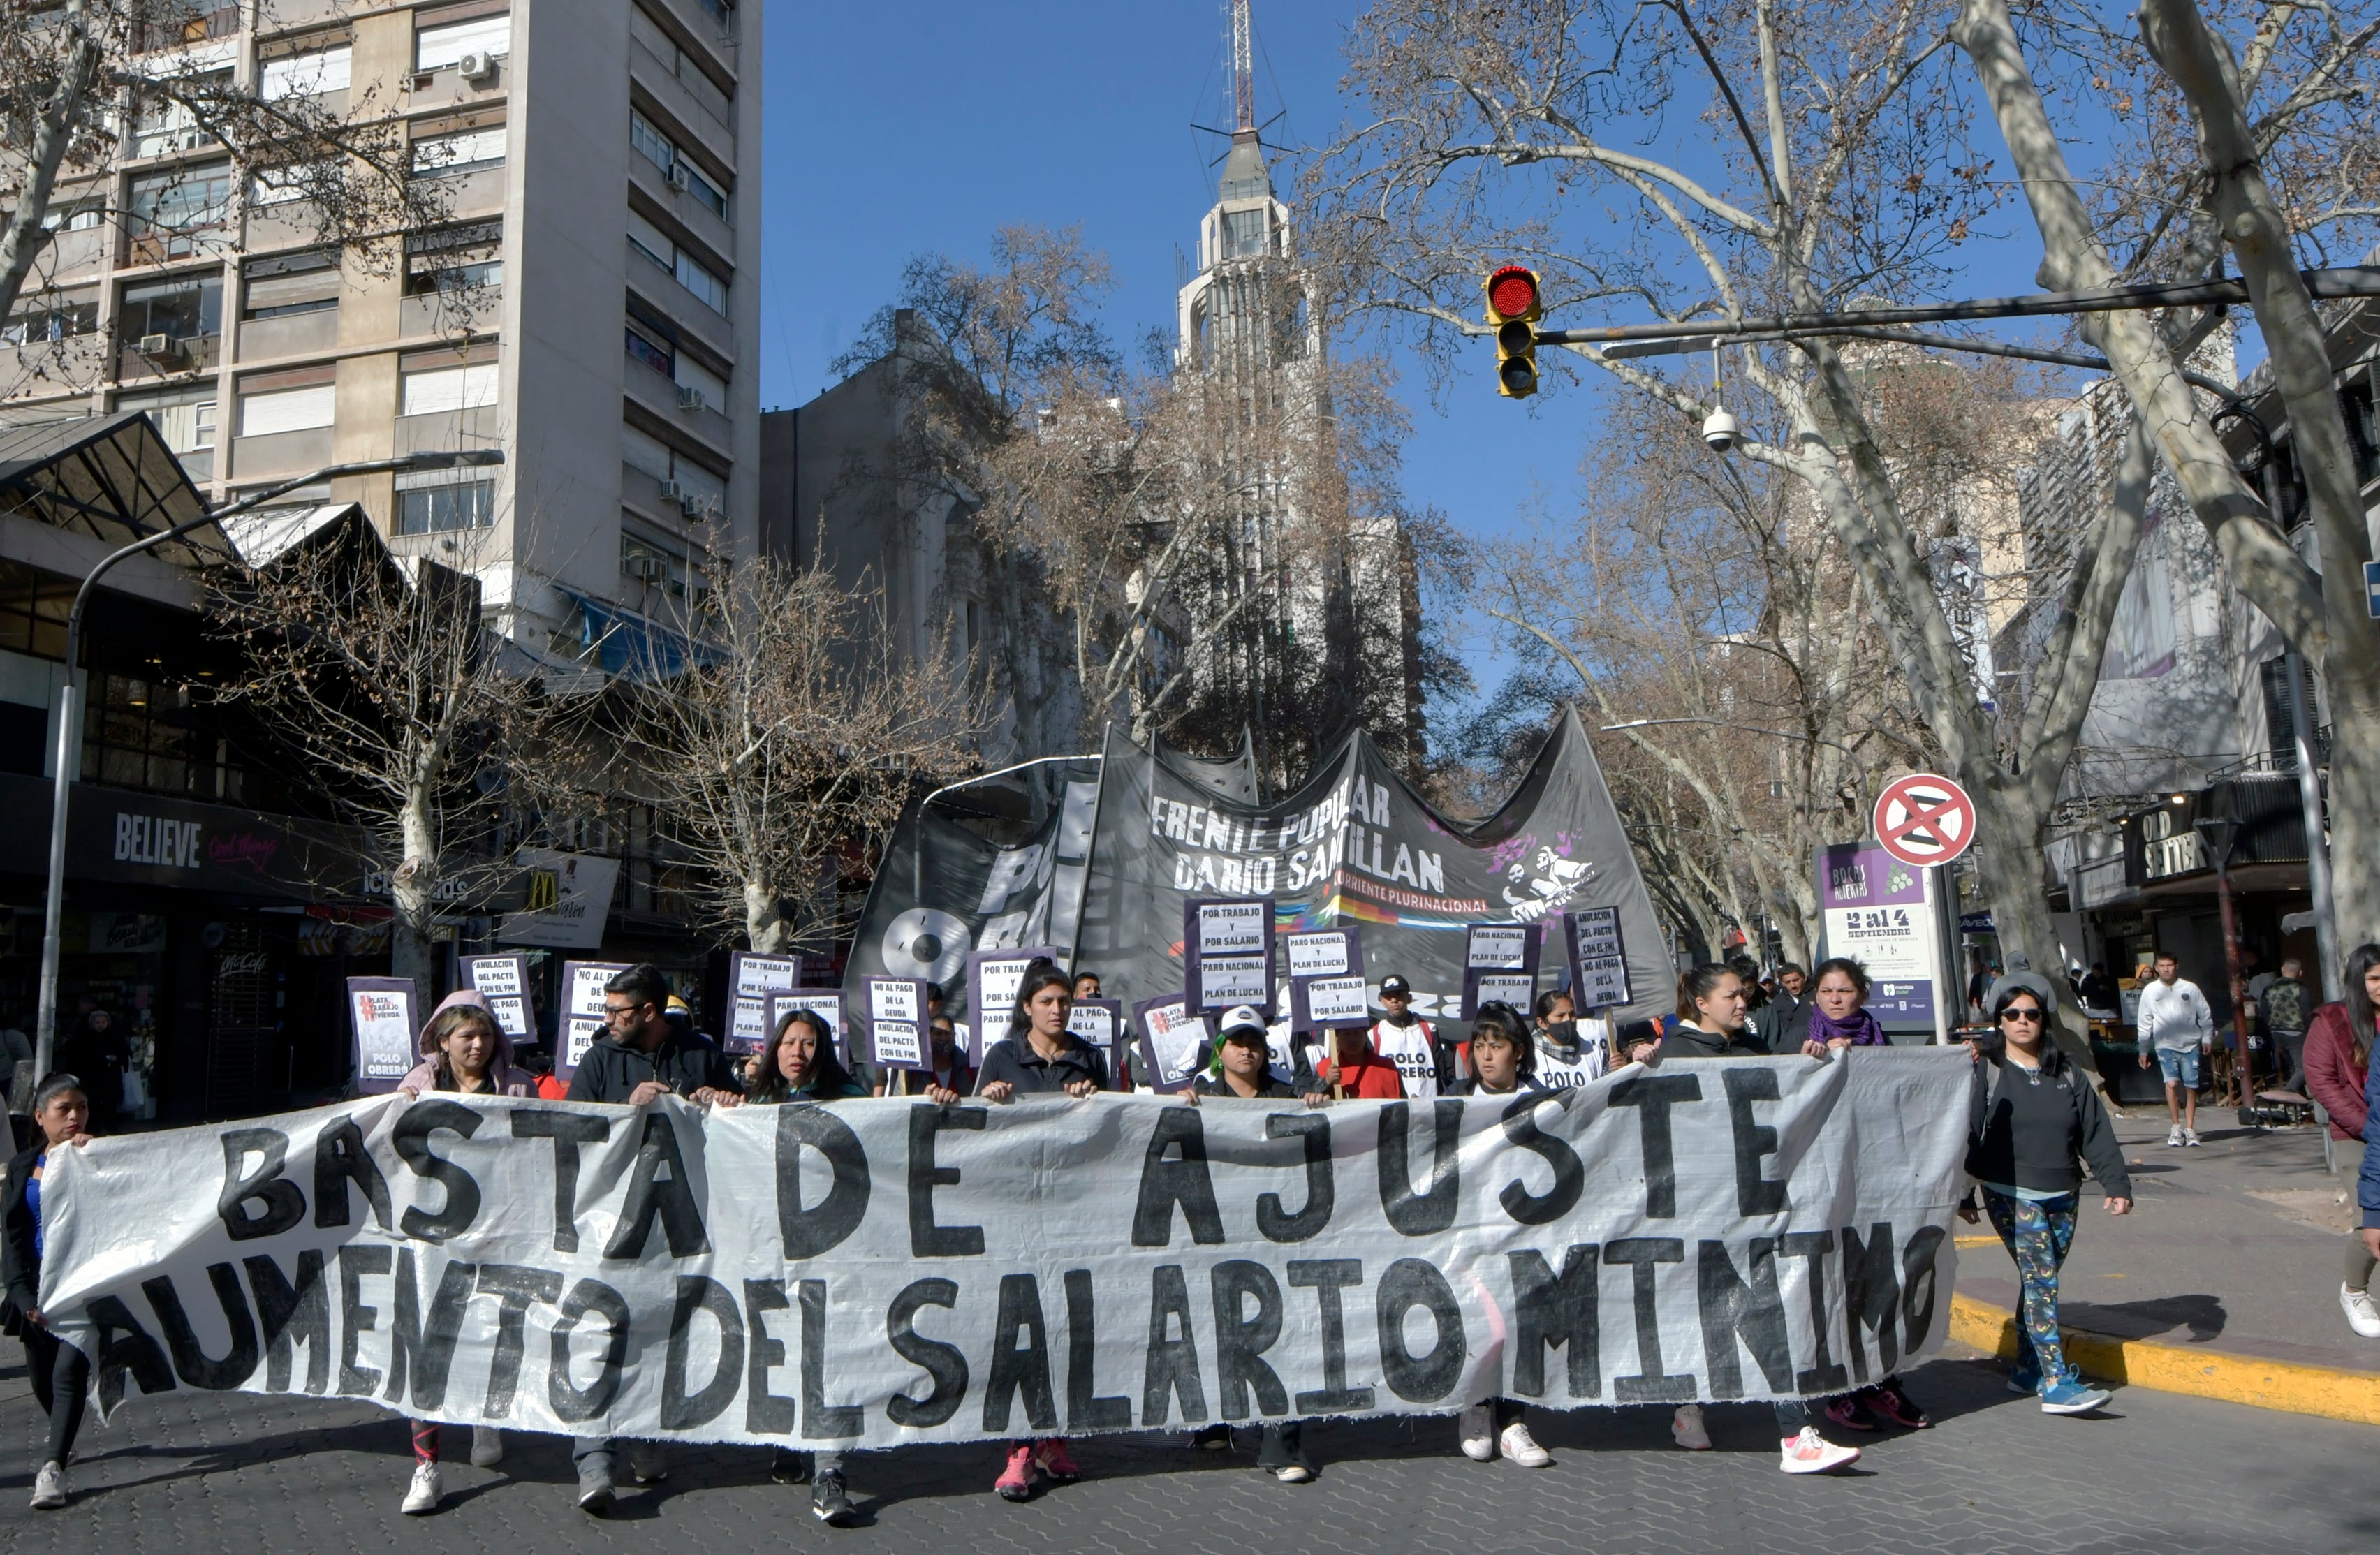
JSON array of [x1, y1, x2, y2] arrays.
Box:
[[23, 938, 2380, 1523]]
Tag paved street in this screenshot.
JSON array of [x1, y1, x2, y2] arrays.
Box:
[[0, 1341, 2370, 1555]]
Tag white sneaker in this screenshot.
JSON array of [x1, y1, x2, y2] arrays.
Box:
[[471, 1425, 505, 1468], [1273, 1464, 1312, 1483], [402, 1461, 443, 1515], [2183, 1128, 2203, 1147], [1457, 1403, 1496, 1461], [1499, 1420, 1551, 1468], [2166, 1126, 2185, 1147], [2342, 1284, 2380, 1339], [1779, 1427, 1860, 1474], [1671, 1403, 1712, 1450], [29, 1460, 64, 1510]]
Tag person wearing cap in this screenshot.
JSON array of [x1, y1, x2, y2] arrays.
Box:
[[1452, 1003, 1553, 1468], [392, 991, 529, 1512], [1180, 1009, 1324, 1478], [1371, 974, 1460, 1096]]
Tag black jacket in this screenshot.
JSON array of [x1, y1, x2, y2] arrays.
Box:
[[2, 1143, 45, 1329], [1650, 1022, 1768, 1062], [1193, 1068, 1305, 1100], [1758, 993, 1812, 1054], [565, 1026, 744, 1105], [1966, 1053, 2132, 1199], [976, 1035, 1111, 1095]]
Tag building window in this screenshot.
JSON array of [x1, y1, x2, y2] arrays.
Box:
[[127, 163, 232, 259], [629, 110, 732, 223], [396, 480, 495, 535], [404, 220, 503, 295], [124, 395, 217, 454], [130, 71, 230, 159], [400, 361, 499, 416], [0, 559, 75, 660], [625, 321, 673, 378], [674, 251, 727, 315], [38, 202, 101, 234], [241, 249, 340, 320], [237, 381, 337, 438], [3, 293, 99, 345], [82, 672, 229, 799], [262, 43, 353, 99], [416, 13, 511, 71], [411, 126, 507, 178], [1223, 208, 1268, 258], [119, 274, 222, 346], [696, 0, 734, 34]]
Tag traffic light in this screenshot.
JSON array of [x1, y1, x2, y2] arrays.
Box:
[[1484, 265, 1541, 398]]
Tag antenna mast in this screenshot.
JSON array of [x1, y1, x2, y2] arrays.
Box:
[[1231, 0, 1255, 131]]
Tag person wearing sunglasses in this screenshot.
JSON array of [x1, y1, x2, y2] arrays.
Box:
[[1961, 970, 2132, 1414]]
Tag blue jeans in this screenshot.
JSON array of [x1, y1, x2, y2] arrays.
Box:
[[2155, 1047, 2201, 1089]]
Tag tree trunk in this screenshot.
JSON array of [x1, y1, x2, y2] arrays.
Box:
[[745, 880, 790, 954], [2136, 0, 2380, 964], [0, 1, 101, 325], [391, 790, 439, 995]]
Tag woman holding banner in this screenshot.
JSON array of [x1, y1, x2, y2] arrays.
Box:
[[1796, 959, 1891, 1058], [967, 959, 1107, 1500], [744, 1007, 866, 1524], [1453, 1004, 1555, 1469], [4, 1074, 94, 1510], [393, 993, 532, 1515], [1654, 965, 1864, 1473]]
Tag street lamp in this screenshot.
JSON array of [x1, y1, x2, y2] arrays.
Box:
[[30, 448, 505, 1082], [2189, 810, 2258, 1120]]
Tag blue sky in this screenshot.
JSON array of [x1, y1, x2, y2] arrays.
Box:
[[756, 1, 2117, 723]]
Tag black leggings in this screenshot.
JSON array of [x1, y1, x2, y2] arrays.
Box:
[[22, 1326, 89, 1466]]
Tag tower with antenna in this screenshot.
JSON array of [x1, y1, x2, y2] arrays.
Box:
[[1164, 1, 1424, 783]]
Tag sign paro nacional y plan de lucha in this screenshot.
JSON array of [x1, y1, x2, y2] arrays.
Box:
[[38, 1050, 1970, 1448]]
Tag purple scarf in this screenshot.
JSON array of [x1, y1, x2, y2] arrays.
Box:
[[1809, 1004, 1888, 1047]]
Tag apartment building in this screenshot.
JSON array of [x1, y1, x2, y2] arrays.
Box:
[[0, 0, 764, 656]]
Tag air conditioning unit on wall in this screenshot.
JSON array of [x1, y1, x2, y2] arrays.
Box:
[[664, 163, 689, 192], [656, 479, 684, 501], [458, 50, 499, 82], [675, 385, 705, 412], [622, 554, 665, 582], [137, 332, 175, 358]]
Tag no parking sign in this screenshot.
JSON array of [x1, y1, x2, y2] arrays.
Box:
[[1872, 773, 1976, 869]]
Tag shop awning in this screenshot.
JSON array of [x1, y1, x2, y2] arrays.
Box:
[[558, 586, 719, 681], [0, 411, 232, 569]]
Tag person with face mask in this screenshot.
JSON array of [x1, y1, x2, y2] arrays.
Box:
[[1528, 989, 1610, 1086]]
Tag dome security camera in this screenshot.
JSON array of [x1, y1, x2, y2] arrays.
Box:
[[1702, 407, 1740, 453]]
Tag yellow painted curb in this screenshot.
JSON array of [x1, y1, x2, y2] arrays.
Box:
[[1948, 1290, 2380, 1425]]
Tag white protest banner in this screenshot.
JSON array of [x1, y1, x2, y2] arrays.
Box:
[[559, 962, 628, 1079], [1066, 998, 1125, 1085], [1462, 922, 1539, 1019], [460, 955, 531, 1042], [729, 953, 804, 1055], [966, 948, 1058, 1063], [768, 990, 851, 1068], [1132, 993, 1210, 1092], [1184, 897, 1274, 1012], [1285, 926, 1365, 1032], [40, 1050, 1970, 1453], [346, 978, 416, 1093], [1299, 974, 1372, 1031], [1564, 908, 1631, 1012], [861, 977, 929, 1073]]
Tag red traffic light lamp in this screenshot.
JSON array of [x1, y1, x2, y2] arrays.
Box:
[[1484, 265, 1541, 398]]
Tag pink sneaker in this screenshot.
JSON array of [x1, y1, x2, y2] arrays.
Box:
[[994, 1444, 1039, 1501], [1779, 1427, 1860, 1475], [1033, 1438, 1082, 1484]]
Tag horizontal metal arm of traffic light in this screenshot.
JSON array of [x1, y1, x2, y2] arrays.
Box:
[[1520, 264, 2380, 348]]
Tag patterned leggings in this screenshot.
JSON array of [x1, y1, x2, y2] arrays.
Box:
[[1982, 1188, 2079, 1390]]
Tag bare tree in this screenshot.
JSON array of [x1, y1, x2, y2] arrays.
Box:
[[3, 0, 468, 385], [633, 552, 987, 954], [207, 513, 551, 988], [1303, 0, 2161, 1050], [1471, 397, 1930, 963], [1955, 0, 2380, 971]]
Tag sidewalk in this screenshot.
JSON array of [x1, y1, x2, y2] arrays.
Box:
[[1952, 1107, 2380, 1408]]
